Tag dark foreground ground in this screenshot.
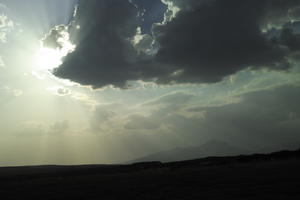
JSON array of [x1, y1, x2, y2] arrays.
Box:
[[1, 149, 300, 200]]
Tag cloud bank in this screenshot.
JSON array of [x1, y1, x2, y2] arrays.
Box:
[[46, 0, 300, 88], [123, 84, 300, 151]]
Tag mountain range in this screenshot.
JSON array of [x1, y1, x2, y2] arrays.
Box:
[[130, 139, 251, 163]]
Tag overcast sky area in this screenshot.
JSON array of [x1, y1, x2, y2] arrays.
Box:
[[0, 0, 300, 166]]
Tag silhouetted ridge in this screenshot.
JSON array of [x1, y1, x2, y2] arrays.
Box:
[[1, 148, 300, 200]]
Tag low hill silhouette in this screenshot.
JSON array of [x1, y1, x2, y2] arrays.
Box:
[[0, 148, 300, 199]]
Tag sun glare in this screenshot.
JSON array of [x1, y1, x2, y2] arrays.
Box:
[[35, 47, 64, 70], [34, 33, 75, 71]]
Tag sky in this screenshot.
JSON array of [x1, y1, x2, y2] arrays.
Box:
[[0, 0, 300, 166]]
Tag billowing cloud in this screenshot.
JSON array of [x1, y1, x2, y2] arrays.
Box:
[[154, 0, 300, 83], [53, 0, 140, 88], [49, 0, 300, 89], [42, 25, 69, 49], [131, 0, 167, 34]]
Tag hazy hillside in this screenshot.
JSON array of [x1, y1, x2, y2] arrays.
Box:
[[130, 140, 251, 163]]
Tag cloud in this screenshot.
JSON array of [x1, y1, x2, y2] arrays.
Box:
[[0, 86, 23, 101], [11, 89, 23, 97], [289, 7, 300, 21], [50, 0, 300, 88], [122, 84, 300, 151], [16, 120, 69, 136], [124, 91, 195, 130], [17, 121, 47, 137], [53, 0, 140, 88], [70, 92, 98, 109], [42, 25, 69, 49], [131, 0, 167, 34], [125, 114, 161, 130], [0, 3, 8, 10], [49, 120, 69, 135], [178, 84, 300, 150], [47, 86, 72, 97], [79, 78, 300, 153], [153, 0, 300, 83], [143, 91, 195, 106], [90, 103, 126, 133], [0, 56, 4, 67], [57, 87, 71, 96], [0, 14, 14, 42], [89, 93, 192, 132]]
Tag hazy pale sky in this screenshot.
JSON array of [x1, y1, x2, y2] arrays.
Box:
[[0, 0, 300, 166]]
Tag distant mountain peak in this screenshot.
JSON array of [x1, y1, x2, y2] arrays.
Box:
[[130, 139, 250, 163]]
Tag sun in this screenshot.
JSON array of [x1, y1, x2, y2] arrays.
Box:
[[35, 47, 64, 70]]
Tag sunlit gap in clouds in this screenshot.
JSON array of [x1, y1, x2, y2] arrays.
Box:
[[34, 33, 75, 71], [19, 1, 79, 88], [31, 22, 75, 76]]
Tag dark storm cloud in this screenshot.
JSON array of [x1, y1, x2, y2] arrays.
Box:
[[154, 0, 300, 83], [53, 0, 140, 88], [289, 7, 300, 20], [279, 28, 300, 51], [131, 0, 167, 34], [52, 0, 300, 88]]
